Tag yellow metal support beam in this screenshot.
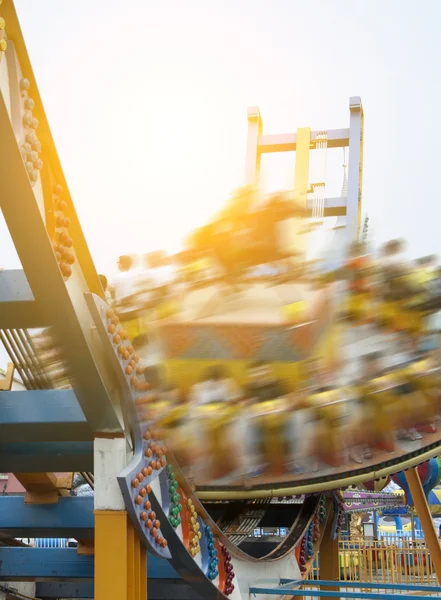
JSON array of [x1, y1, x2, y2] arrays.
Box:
[[77, 540, 94, 555], [319, 506, 340, 597], [290, 127, 311, 258], [127, 521, 136, 600], [95, 511, 128, 600], [134, 533, 142, 600], [95, 511, 145, 600], [15, 472, 59, 504], [405, 467, 441, 583], [14, 472, 74, 504], [0, 362, 14, 390], [140, 545, 148, 600], [294, 127, 311, 206]]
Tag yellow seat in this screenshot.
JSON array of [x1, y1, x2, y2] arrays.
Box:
[[359, 373, 401, 436], [119, 315, 143, 340], [282, 301, 307, 324], [193, 401, 238, 477], [156, 300, 178, 320], [247, 397, 291, 473], [345, 292, 370, 322], [380, 300, 422, 333], [158, 404, 188, 429], [401, 359, 438, 421], [306, 389, 344, 463], [307, 389, 341, 419], [249, 397, 288, 418]]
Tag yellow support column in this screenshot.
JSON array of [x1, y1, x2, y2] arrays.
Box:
[[95, 511, 146, 600], [95, 511, 146, 599], [140, 545, 148, 600], [95, 511, 129, 600], [128, 524, 143, 600], [94, 438, 146, 599], [127, 520, 135, 600], [134, 533, 142, 600], [294, 127, 311, 207], [283, 126, 311, 259], [405, 467, 441, 583]]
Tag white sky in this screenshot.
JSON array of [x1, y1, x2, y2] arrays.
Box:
[[1, 0, 441, 282]]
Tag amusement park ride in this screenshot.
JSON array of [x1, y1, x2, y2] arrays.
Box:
[[1, 2, 441, 600]]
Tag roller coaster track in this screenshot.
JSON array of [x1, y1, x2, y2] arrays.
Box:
[[0, 2, 440, 598]]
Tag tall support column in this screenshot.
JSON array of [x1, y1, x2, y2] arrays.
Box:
[[127, 519, 144, 600], [95, 437, 145, 600], [346, 96, 364, 244], [320, 506, 340, 597], [405, 467, 441, 582], [95, 510, 129, 599], [292, 127, 311, 259], [294, 127, 311, 207], [140, 543, 148, 600], [244, 106, 263, 186]]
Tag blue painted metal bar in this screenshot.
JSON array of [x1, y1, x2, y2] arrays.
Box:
[[0, 441, 93, 471], [0, 270, 34, 302], [0, 497, 94, 538], [249, 589, 438, 599], [0, 270, 46, 329], [35, 580, 194, 599], [0, 300, 44, 329], [0, 389, 92, 443], [0, 548, 93, 580], [299, 580, 441, 593], [0, 548, 179, 580], [35, 582, 94, 599]]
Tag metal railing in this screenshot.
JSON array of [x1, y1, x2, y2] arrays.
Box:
[[250, 579, 441, 599], [309, 540, 439, 587]]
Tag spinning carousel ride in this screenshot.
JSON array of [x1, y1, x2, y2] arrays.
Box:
[[2, 3, 441, 598]]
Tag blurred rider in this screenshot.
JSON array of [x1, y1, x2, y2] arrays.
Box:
[[189, 365, 241, 479], [190, 365, 241, 407], [99, 274, 113, 304], [244, 361, 291, 476], [244, 361, 286, 403], [352, 352, 386, 458], [343, 241, 373, 323], [112, 255, 137, 306], [379, 239, 411, 305]]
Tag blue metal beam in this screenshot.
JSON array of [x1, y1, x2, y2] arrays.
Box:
[[35, 580, 195, 599], [0, 270, 34, 302], [299, 580, 441, 593], [0, 301, 45, 329], [0, 389, 93, 443], [35, 582, 94, 599], [0, 548, 178, 581], [0, 497, 94, 539], [0, 548, 93, 580], [249, 589, 437, 599], [0, 270, 47, 329], [0, 441, 93, 472]]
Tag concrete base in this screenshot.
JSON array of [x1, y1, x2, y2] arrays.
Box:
[[0, 582, 36, 599], [94, 437, 127, 511]]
